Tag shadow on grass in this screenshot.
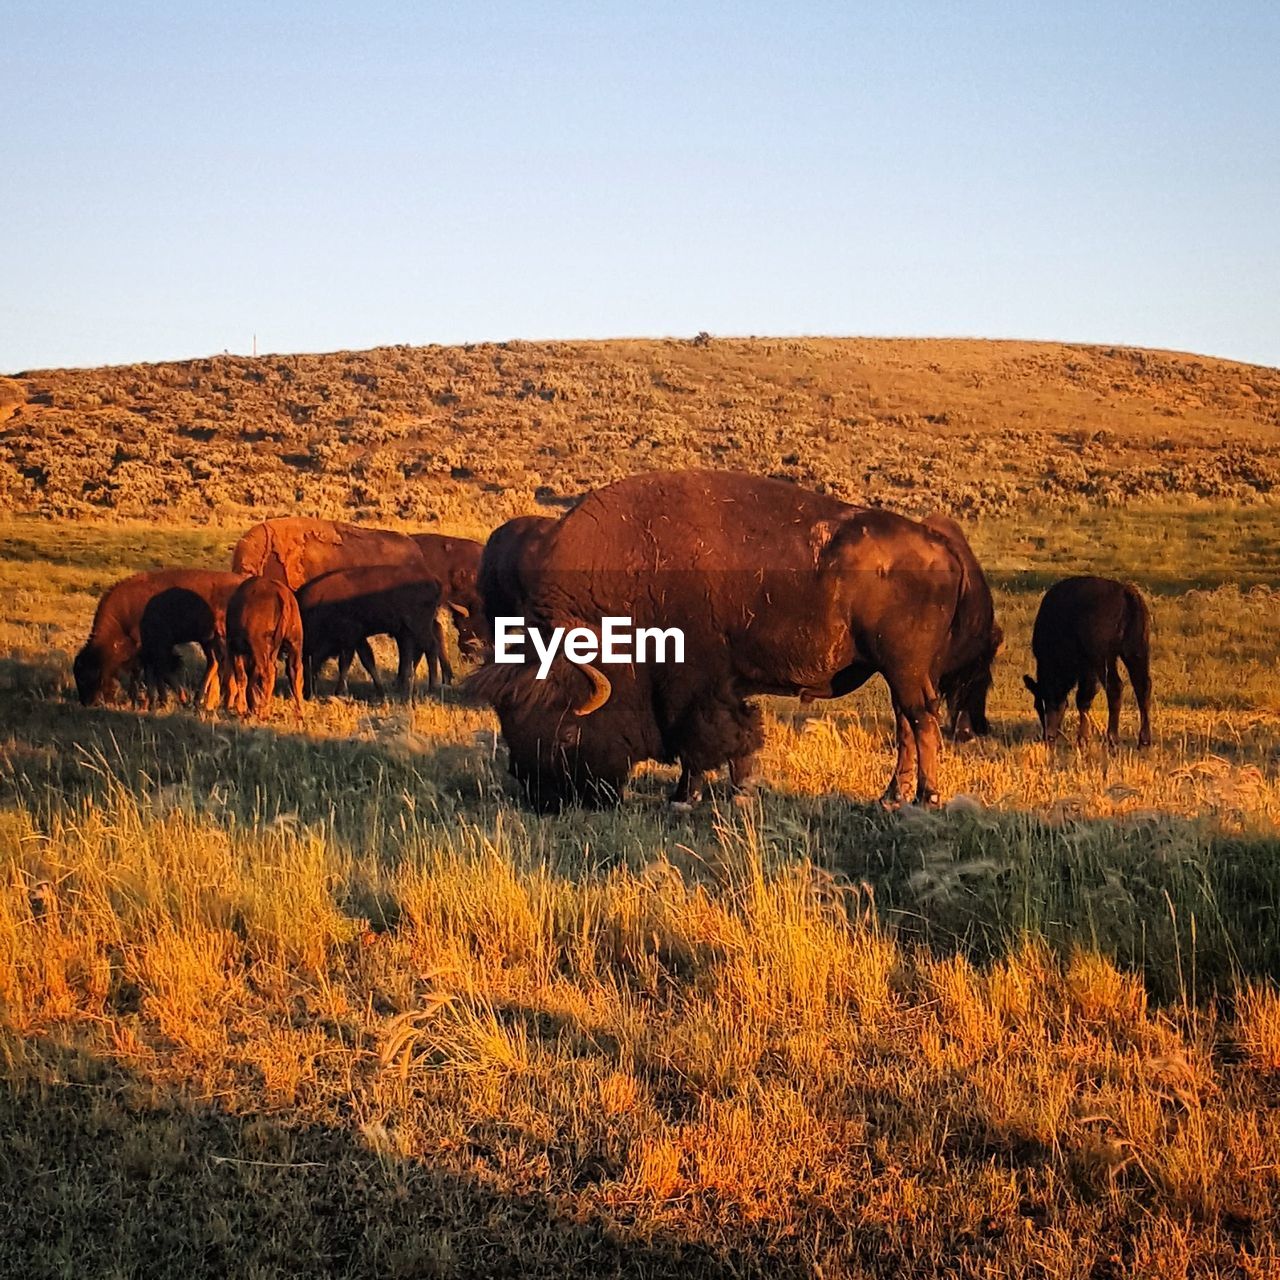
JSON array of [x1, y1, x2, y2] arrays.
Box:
[[4, 653, 1280, 1003], [0, 1041, 756, 1280]]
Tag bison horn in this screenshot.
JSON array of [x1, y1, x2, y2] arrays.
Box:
[[451, 603, 471, 618], [573, 662, 612, 716]]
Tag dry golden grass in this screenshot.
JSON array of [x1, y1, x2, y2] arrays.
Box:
[[3, 336, 1279, 526], [1, 503, 1280, 1276]]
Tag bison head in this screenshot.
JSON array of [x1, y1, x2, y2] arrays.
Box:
[[447, 599, 489, 659], [465, 657, 646, 811], [73, 636, 134, 706], [72, 642, 106, 706], [942, 625, 1002, 741], [1022, 672, 1066, 745]]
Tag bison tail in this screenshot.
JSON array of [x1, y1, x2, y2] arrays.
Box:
[[270, 595, 291, 654], [1122, 583, 1152, 652]]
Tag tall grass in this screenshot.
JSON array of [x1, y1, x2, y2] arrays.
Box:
[[1, 509, 1279, 1276]]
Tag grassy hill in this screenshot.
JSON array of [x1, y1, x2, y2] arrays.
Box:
[[3, 337, 1278, 527]]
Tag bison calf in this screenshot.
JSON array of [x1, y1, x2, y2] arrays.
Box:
[[225, 577, 304, 717], [1023, 576, 1153, 748], [410, 532, 487, 666], [137, 572, 249, 710], [298, 566, 445, 701]]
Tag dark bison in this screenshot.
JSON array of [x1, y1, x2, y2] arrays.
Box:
[[466, 470, 999, 812], [232, 517, 427, 590], [408, 533, 487, 671], [137, 572, 249, 708], [74, 569, 244, 708], [225, 576, 305, 717], [476, 515, 559, 634], [1023, 576, 1153, 748], [298, 565, 446, 700]]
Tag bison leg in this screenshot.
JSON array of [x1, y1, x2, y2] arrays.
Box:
[[882, 684, 942, 809], [1075, 670, 1100, 748], [333, 648, 354, 697], [354, 639, 384, 701], [434, 617, 453, 687], [1104, 659, 1124, 748], [395, 635, 417, 698], [248, 645, 273, 716], [198, 641, 222, 712], [303, 640, 325, 700], [670, 765, 705, 811], [284, 642, 305, 719], [880, 704, 918, 809], [229, 654, 249, 716], [1123, 650, 1153, 748], [728, 751, 759, 806]]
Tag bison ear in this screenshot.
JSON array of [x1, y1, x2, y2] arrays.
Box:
[[1022, 674, 1038, 696]]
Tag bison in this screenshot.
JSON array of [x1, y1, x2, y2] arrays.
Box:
[[466, 470, 999, 812], [136, 571, 249, 709], [297, 565, 446, 700], [476, 515, 559, 638], [225, 576, 305, 717], [1023, 576, 1153, 748], [74, 568, 243, 708], [232, 517, 427, 590], [409, 533, 486, 656]]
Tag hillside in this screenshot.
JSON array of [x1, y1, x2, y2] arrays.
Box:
[[2, 337, 1279, 527]]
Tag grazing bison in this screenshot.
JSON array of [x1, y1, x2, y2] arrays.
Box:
[[74, 569, 242, 707], [298, 565, 446, 700], [409, 533, 486, 652], [1023, 576, 1153, 748], [225, 576, 304, 717], [466, 470, 997, 812], [232, 517, 427, 590], [137, 572, 249, 709], [921, 513, 1002, 741], [476, 515, 559, 634]]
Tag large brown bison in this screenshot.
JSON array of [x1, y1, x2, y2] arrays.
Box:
[[225, 576, 305, 718], [297, 565, 446, 700], [74, 568, 244, 707], [476, 515, 559, 635], [466, 470, 999, 812], [137, 571, 249, 708], [232, 517, 426, 589], [1023, 576, 1153, 748]]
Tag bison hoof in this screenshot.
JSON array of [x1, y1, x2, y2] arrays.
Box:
[[731, 788, 755, 809], [916, 790, 942, 809]]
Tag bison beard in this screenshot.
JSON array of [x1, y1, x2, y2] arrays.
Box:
[[466, 471, 1000, 812]]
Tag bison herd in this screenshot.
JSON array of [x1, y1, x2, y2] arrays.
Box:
[[72, 469, 1154, 812]]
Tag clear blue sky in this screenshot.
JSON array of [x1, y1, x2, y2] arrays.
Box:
[[2, 0, 1277, 372]]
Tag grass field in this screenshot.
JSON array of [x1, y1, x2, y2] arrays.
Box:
[[2, 502, 1279, 1277]]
